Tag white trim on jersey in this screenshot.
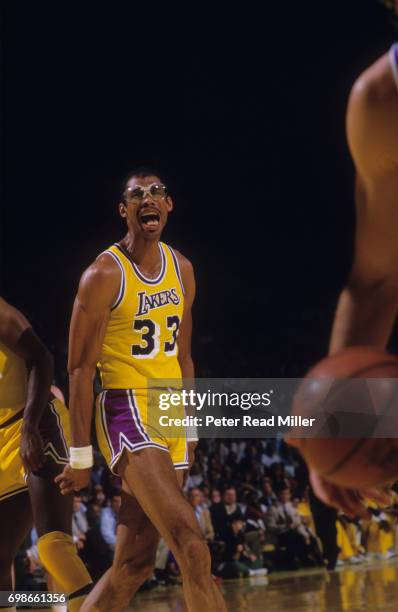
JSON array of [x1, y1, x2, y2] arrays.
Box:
[[115, 242, 168, 286], [389, 43, 398, 91], [167, 245, 185, 295], [98, 250, 126, 310]]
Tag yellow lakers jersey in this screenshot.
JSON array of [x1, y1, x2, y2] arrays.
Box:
[[98, 241, 185, 390], [0, 341, 27, 426]]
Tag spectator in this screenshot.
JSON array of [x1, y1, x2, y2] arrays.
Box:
[[210, 487, 244, 540], [261, 441, 281, 469], [244, 491, 266, 531], [189, 488, 214, 542], [269, 462, 288, 492], [266, 485, 323, 569], [100, 492, 122, 553], [155, 538, 175, 586], [72, 495, 88, 551], [91, 451, 106, 486], [259, 478, 277, 512], [187, 462, 204, 488], [93, 484, 107, 507], [200, 483, 211, 508], [86, 501, 102, 526], [210, 489, 222, 505], [83, 502, 113, 581], [221, 518, 268, 579]]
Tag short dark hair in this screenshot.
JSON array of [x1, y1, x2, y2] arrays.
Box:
[[120, 166, 166, 202]]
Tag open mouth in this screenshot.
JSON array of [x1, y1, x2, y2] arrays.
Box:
[[138, 210, 161, 230]]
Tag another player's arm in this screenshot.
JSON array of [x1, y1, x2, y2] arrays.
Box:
[[175, 252, 197, 466], [315, 55, 398, 512], [330, 53, 398, 353], [0, 297, 53, 472], [55, 256, 120, 494]]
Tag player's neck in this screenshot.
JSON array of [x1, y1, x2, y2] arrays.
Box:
[[120, 233, 161, 269]]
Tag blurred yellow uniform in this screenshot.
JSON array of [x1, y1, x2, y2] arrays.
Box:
[[0, 341, 70, 501]]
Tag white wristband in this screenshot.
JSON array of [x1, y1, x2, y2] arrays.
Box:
[[69, 445, 94, 469], [187, 436, 199, 443]]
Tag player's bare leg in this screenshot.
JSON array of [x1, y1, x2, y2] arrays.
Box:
[[28, 463, 92, 611], [0, 490, 32, 590], [117, 448, 226, 612], [81, 488, 159, 612]]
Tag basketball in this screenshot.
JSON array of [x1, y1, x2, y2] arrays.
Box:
[[288, 346, 398, 488]]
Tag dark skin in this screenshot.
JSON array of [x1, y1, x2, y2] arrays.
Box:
[[56, 175, 226, 611], [313, 52, 398, 513], [0, 297, 53, 473], [0, 297, 73, 589], [289, 49, 398, 515]]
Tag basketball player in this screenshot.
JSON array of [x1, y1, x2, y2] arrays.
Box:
[[0, 297, 92, 611], [55, 169, 227, 612], [308, 35, 398, 515]]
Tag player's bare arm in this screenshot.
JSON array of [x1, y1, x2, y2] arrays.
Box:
[[330, 51, 398, 353], [314, 51, 398, 510], [55, 254, 121, 494], [0, 296, 53, 473], [174, 252, 198, 468]]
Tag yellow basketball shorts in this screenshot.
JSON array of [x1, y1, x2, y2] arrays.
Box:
[[96, 389, 189, 475], [0, 398, 70, 502]]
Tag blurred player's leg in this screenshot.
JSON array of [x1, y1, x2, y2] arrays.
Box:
[[27, 399, 92, 610], [0, 490, 32, 589], [81, 489, 159, 612], [308, 487, 339, 569], [29, 464, 92, 611]]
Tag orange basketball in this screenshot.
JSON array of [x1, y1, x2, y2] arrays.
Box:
[[288, 346, 398, 488]]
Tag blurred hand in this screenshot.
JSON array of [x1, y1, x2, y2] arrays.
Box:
[[20, 426, 46, 473], [309, 469, 393, 518], [54, 464, 91, 494]]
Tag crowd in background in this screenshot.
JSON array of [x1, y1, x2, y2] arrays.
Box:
[[15, 438, 398, 592]]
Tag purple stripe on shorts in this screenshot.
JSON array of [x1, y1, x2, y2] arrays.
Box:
[[39, 401, 68, 463], [103, 389, 149, 458]]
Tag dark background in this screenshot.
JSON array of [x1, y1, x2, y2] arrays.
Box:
[[1, 1, 397, 391]]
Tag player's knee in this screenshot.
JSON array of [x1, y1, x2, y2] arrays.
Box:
[[114, 556, 155, 586], [123, 557, 155, 582], [178, 534, 211, 573], [186, 536, 210, 564]]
